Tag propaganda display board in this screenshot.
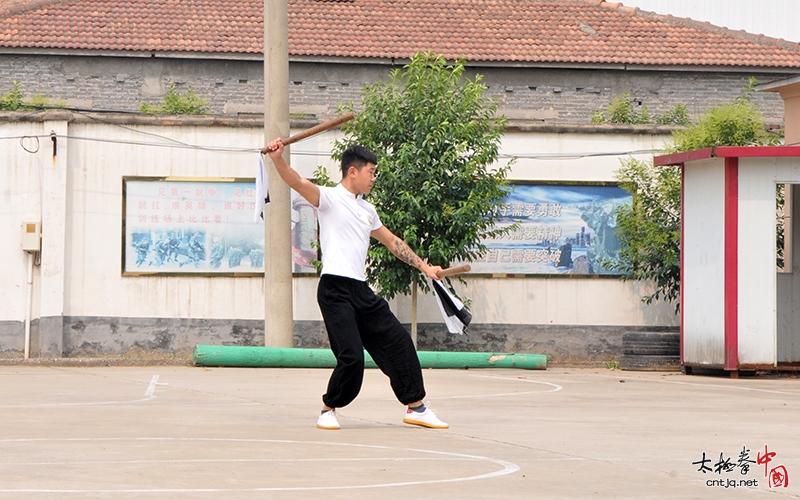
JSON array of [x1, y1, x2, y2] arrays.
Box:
[[123, 177, 321, 276], [467, 182, 632, 275], [123, 178, 630, 277], [122, 177, 266, 275]]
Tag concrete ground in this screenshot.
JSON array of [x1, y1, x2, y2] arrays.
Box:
[[0, 365, 797, 499]]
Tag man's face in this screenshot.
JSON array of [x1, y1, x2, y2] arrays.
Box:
[[349, 163, 377, 195]]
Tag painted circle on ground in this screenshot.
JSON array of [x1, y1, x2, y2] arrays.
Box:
[[434, 375, 563, 399], [0, 437, 520, 493]]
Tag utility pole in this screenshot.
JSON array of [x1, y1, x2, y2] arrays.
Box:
[[263, 0, 294, 347]]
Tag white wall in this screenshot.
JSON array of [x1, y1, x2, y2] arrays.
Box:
[[399, 129, 674, 326], [682, 158, 726, 365], [500, 130, 663, 182], [0, 121, 44, 322], [0, 117, 678, 337], [64, 122, 267, 320], [396, 275, 676, 327], [737, 158, 778, 365]]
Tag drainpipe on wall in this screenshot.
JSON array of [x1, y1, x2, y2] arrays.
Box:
[[21, 219, 41, 359], [24, 252, 33, 359]]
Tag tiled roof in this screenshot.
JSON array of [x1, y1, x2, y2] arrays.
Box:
[[2, 0, 800, 68], [0, 0, 262, 53]]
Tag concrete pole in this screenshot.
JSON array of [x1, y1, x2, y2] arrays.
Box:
[[263, 0, 294, 347]]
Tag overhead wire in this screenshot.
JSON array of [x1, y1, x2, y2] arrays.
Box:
[[0, 130, 662, 159], [498, 148, 659, 160], [1, 105, 667, 159], [73, 109, 261, 153]]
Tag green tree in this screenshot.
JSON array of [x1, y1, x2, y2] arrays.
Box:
[[610, 79, 781, 311], [332, 51, 514, 340], [612, 157, 682, 307]]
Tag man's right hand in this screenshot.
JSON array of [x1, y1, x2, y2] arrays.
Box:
[[266, 138, 284, 158], [264, 137, 321, 208]]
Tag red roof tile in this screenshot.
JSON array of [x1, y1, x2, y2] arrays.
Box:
[[1, 0, 799, 68]]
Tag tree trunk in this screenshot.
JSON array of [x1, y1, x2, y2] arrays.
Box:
[[411, 280, 418, 348]]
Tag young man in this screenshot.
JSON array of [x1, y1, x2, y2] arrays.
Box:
[[266, 138, 448, 430]]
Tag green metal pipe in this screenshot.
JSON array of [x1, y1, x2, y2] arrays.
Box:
[[193, 345, 547, 370]]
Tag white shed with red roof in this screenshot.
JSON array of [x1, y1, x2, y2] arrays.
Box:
[[655, 146, 800, 375]]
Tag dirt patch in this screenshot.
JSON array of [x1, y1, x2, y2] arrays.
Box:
[[0, 346, 194, 367]]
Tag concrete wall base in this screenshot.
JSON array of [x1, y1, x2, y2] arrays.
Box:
[[1, 317, 677, 366]]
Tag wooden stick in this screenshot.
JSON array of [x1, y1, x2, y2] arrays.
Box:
[[436, 264, 471, 279], [261, 113, 355, 154]]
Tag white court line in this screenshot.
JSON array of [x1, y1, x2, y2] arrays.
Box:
[[471, 374, 563, 391], [5, 457, 477, 466], [144, 374, 159, 397], [0, 437, 520, 493], [0, 400, 260, 409], [0, 374, 169, 408], [603, 374, 798, 395], [144, 374, 168, 397], [0, 398, 156, 408], [435, 375, 563, 399]]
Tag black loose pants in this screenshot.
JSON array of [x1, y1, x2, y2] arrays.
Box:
[[317, 274, 426, 408]]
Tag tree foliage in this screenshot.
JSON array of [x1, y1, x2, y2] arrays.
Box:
[[591, 91, 690, 126], [612, 159, 682, 306], [332, 51, 514, 300], [0, 81, 24, 110], [665, 81, 780, 153], [0, 81, 65, 111], [139, 84, 210, 115], [611, 79, 781, 311]]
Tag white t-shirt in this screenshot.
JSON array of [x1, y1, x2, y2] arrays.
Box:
[[317, 184, 382, 281]]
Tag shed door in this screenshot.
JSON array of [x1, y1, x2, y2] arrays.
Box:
[[777, 184, 800, 363]]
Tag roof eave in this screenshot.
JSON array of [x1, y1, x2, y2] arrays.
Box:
[[756, 74, 800, 92], [290, 55, 800, 73], [0, 47, 798, 74], [0, 46, 265, 60], [619, 63, 800, 74]]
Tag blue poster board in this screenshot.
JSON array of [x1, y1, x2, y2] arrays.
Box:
[[468, 183, 631, 275], [123, 177, 265, 275]]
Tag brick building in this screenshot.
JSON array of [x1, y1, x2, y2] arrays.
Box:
[[1, 0, 799, 124]]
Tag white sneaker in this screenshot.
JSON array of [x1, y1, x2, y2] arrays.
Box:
[[403, 406, 449, 429], [317, 410, 340, 430]]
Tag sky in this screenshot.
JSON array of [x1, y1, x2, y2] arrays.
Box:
[[618, 0, 798, 42]]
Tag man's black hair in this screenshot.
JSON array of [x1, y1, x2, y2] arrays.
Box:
[[341, 145, 378, 178]]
